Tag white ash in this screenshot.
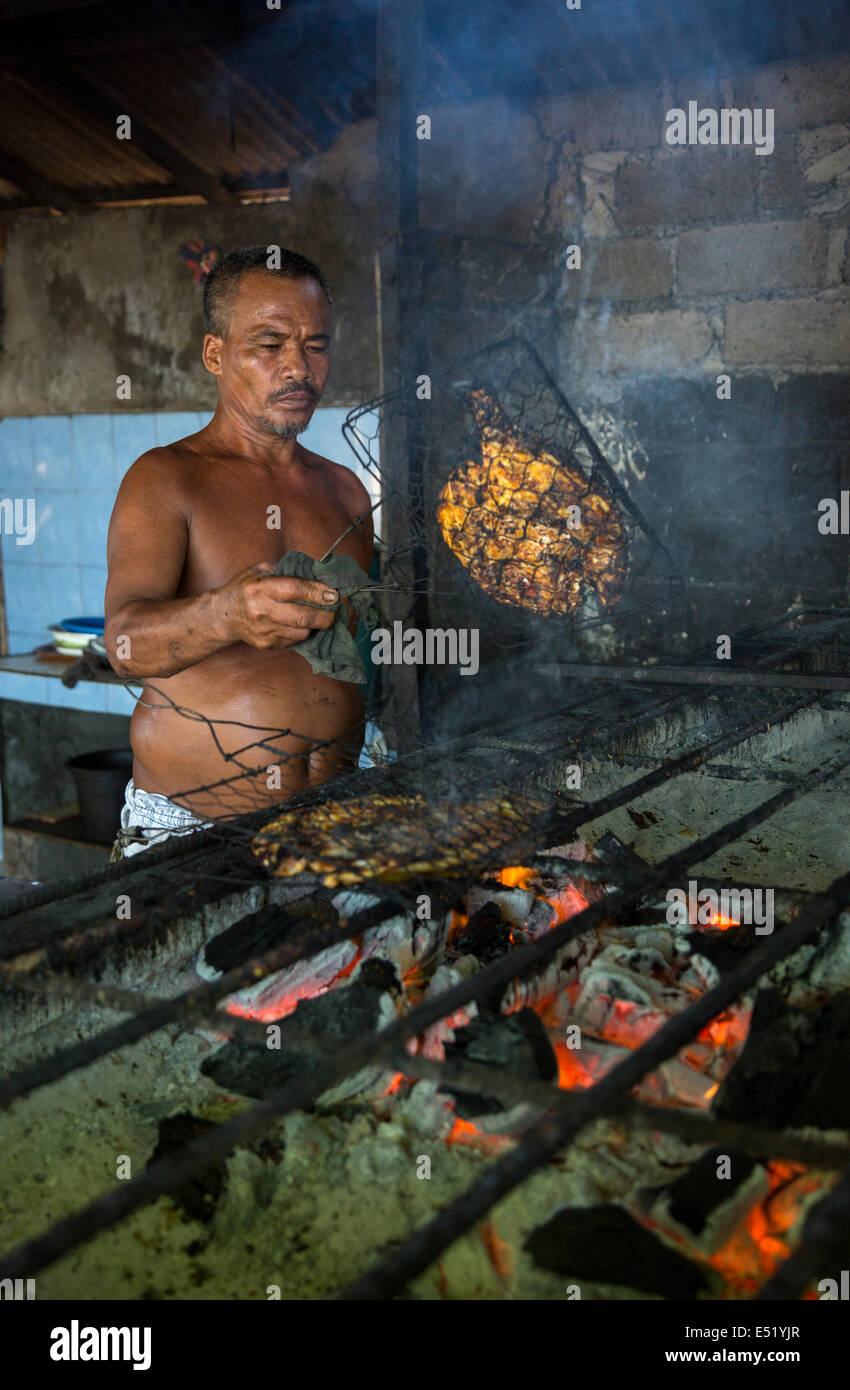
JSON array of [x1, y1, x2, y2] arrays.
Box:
[[476, 1100, 549, 1136], [360, 911, 446, 976], [679, 952, 722, 993], [418, 960, 481, 1058], [501, 943, 585, 1014], [466, 883, 537, 924], [393, 1079, 455, 1138]]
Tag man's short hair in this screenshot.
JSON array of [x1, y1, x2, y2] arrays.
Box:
[[202, 245, 332, 337]]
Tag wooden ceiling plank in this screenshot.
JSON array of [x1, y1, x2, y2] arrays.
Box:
[[0, 148, 75, 209], [3, 56, 237, 202]]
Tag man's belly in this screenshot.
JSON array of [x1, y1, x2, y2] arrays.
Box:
[[128, 644, 365, 819]]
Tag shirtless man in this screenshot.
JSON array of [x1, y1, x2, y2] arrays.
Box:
[[104, 245, 373, 850]]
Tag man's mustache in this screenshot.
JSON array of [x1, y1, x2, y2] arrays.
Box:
[[266, 386, 318, 404]]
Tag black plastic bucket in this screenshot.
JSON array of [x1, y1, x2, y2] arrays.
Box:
[[66, 748, 133, 844]]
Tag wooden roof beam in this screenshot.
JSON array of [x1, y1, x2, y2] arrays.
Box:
[[0, 149, 75, 210], [3, 57, 237, 203]]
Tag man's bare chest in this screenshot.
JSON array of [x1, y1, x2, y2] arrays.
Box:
[[178, 468, 360, 593]]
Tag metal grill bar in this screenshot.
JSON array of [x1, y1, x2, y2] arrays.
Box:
[[1, 609, 848, 1296], [536, 660, 850, 691], [0, 691, 825, 1106], [2, 749, 848, 1281], [20, 973, 850, 1171], [0, 609, 838, 933], [336, 866, 850, 1299]]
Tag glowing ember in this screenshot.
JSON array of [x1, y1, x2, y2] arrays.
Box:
[[446, 908, 469, 949], [699, 910, 740, 931], [221, 996, 299, 1024], [541, 882, 590, 926], [697, 1009, 750, 1051], [707, 1162, 818, 1293], [380, 1073, 405, 1097], [498, 865, 538, 891], [446, 1116, 509, 1154], [478, 1219, 514, 1280], [552, 1039, 596, 1090], [594, 997, 669, 1050]]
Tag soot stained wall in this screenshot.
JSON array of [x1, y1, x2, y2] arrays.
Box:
[[0, 54, 847, 682]]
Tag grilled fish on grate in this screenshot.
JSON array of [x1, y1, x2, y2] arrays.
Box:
[[252, 790, 552, 887], [437, 388, 628, 616]]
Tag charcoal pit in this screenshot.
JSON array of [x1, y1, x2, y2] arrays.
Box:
[[1, 609, 850, 1300]]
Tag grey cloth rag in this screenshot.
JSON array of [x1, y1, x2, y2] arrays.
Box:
[[61, 641, 117, 687], [273, 550, 378, 685]]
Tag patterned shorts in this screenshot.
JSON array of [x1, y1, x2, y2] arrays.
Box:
[[109, 778, 215, 862]]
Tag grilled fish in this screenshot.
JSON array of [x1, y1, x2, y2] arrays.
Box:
[[437, 388, 627, 616], [253, 790, 552, 887]]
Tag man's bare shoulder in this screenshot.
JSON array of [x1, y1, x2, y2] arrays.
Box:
[[298, 444, 370, 506], [117, 437, 201, 500]]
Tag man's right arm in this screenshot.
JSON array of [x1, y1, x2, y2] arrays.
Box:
[[103, 454, 338, 680]]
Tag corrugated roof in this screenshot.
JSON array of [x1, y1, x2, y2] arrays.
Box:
[[0, 72, 172, 191], [0, 0, 846, 214]]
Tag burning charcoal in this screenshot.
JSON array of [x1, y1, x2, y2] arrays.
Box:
[[200, 961, 401, 1104], [209, 937, 360, 1024], [524, 1205, 710, 1298], [500, 941, 586, 1013], [198, 896, 338, 976], [684, 921, 768, 974], [714, 988, 850, 1130], [335, 893, 402, 933], [645, 1149, 770, 1255], [420, 962, 480, 1057], [467, 882, 535, 922], [468, 882, 560, 939], [573, 945, 693, 1022], [146, 1113, 227, 1225], [441, 1007, 557, 1121], [679, 952, 722, 993], [361, 910, 447, 976], [449, 901, 513, 964]]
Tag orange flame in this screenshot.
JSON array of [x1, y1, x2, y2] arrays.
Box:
[[446, 908, 469, 949], [380, 1072, 405, 1097], [446, 1116, 509, 1154], [552, 1039, 596, 1090], [697, 1008, 750, 1051], [708, 1161, 817, 1293], [700, 910, 740, 931], [498, 865, 538, 891]]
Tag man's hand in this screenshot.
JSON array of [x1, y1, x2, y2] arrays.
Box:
[[212, 561, 340, 651]]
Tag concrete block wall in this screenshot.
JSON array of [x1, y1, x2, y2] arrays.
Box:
[[414, 55, 850, 651], [0, 51, 846, 671]]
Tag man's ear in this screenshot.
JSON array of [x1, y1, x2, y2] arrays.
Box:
[[202, 333, 224, 376]]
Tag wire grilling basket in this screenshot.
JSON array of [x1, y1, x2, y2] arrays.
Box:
[[343, 335, 685, 648]]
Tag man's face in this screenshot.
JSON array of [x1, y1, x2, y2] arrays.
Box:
[[203, 271, 332, 439]]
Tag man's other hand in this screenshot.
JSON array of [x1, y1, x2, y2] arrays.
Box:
[[213, 561, 339, 650]]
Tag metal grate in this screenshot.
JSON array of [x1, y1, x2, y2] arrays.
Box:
[[1, 609, 849, 1297]]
